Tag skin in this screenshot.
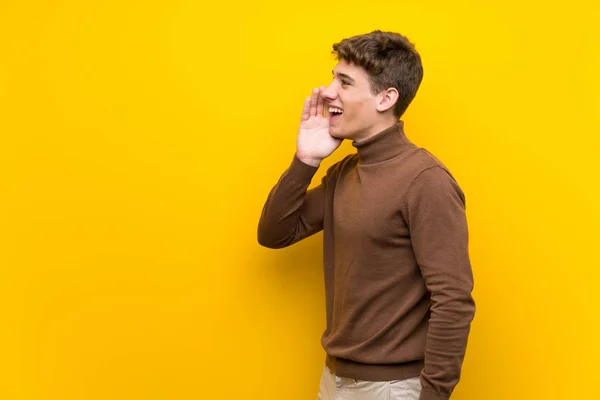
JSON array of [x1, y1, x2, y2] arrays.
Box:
[[296, 60, 400, 167]]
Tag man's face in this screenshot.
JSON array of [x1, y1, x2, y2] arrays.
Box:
[[321, 60, 387, 141]]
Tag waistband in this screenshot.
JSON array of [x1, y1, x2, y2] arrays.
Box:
[[325, 354, 424, 381]]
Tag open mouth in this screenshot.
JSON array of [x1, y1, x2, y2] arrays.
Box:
[[328, 106, 343, 122]]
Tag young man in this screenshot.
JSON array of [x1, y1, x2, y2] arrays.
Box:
[[257, 30, 475, 400]]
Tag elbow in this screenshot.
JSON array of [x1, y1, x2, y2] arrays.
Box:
[[257, 216, 297, 249], [431, 288, 476, 323], [453, 289, 476, 320], [257, 235, 280, 249], [257, 228, 287, 249], [460, 295, 476, 323]]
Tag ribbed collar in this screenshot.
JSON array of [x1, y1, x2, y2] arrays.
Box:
[[352, 120, 413, 165]]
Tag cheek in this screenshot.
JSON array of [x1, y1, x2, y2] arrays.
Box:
[[348, 99, 370, 118], [340, 93, 371, 118]]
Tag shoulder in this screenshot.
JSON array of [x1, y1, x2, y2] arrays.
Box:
[[400, 145, 462, 186], [407, 164, 466, 210], [405, 147, 452, 175], [324, 153, 359, 177], [320, 153, 359, 186], [404, 148, 466, 203]]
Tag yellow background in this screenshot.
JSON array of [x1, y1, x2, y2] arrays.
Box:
[[1, 0, 599, 399]]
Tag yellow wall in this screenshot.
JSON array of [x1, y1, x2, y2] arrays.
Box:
[[1, 0, 599, 399]]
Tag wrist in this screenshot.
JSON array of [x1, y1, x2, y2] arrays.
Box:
[[295, 153, 322, 167]]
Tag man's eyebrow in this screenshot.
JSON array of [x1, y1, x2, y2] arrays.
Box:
[[332, 70, 355, 83]]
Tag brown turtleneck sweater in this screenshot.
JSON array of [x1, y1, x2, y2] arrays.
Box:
[[257, 121, 475, 400]]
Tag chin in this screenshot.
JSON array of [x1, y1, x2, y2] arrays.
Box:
[[329, 126, 349, 140], [332, 130, 358, 141]]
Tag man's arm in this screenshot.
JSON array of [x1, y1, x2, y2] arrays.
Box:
[[405, 166, 476, 400], [257, 155, 326, 249], [257, 86, 342, 249]]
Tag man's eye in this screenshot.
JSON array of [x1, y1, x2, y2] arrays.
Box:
[[341, 80, 350, 86]]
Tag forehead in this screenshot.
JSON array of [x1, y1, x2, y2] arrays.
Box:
[[333, 60, 369, 82]]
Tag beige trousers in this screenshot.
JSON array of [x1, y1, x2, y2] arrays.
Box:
[[317, 365, 421, 400]]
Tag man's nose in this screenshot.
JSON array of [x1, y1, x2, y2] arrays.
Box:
[[321, 84, 337, 100]]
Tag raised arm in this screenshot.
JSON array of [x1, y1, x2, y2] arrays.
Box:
[[257, 87, 342, 248]]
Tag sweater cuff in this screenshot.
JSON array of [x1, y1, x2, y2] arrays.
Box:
[[287, 154, 320, 184], [419, 389, 449, 400]]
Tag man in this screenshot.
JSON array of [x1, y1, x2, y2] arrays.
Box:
[[257, 30, 475, 400]]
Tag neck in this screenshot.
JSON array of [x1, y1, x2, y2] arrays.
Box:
[[352, 120, 413, 165], [352, 116, 400, 142]]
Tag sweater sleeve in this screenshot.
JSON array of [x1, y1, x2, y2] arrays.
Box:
[[405, 167, 476, 400], [257, 154, 328, 249]]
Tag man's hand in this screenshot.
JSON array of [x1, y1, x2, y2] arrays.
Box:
[[296, 87, 342, 167]]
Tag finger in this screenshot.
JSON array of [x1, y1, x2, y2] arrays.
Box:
[[316, 86, 324, 117], [310, 87, 319, 117], [301, 96, 311, 121]]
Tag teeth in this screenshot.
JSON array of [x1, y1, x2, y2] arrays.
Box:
[[328, 107, 343, 114]]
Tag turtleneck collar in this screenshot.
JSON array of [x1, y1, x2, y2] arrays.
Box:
[[352, 120, 413, 165]]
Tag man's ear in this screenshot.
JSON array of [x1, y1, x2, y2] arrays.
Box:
[[376, 88, 399, 113]]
